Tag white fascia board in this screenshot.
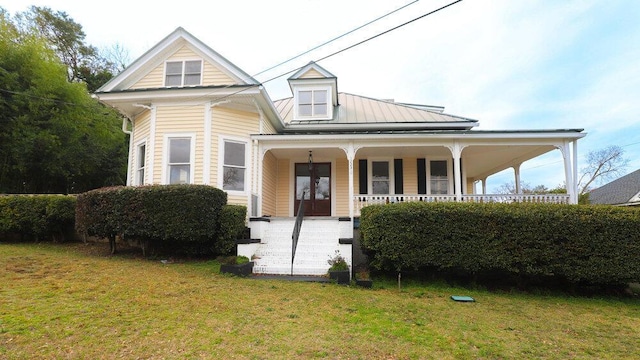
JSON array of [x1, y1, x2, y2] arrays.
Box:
[[256, 86, 286, 132], [96, 86, 261, 102], [284, 121, 478, 131]]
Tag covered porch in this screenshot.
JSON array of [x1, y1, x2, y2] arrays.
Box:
[[250, 130, 584, 219]]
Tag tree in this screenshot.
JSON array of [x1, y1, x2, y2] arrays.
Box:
[[577, 145, 628, 195], [0, 10, 128, 193]]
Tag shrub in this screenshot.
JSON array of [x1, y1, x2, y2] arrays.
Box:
[[216, 205, 247, 255], [0, 195, 76, 242], [75, 185, 234, 255], [360, 202, 640, 286]]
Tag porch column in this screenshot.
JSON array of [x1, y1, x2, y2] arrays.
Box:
[[340, 142, 358, 220], [559, 141, 576, 204], [257, 144, 266, 216], [572, 140, 579, 204], [448, 142, 464, 201], [514, 163, 522, 194], [481, 178, 487, 194]]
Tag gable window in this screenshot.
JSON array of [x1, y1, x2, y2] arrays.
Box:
[[168, 137, 192, 184], [296, 88, 329, 119], [222, 139, 246, 192], [135, 142, 146, 186], [165, 60, 202, 87]]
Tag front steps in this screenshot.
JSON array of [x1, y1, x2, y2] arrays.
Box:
[[239, 217, 353, 276]]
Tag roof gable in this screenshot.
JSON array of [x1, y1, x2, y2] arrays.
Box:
[[289, 61, 336, 80], [97, 27, 258, 92]]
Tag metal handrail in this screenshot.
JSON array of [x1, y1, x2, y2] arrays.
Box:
[[291, 190, 306, 275]]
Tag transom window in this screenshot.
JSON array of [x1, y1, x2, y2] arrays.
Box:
[[222, 140, 246, 192], [165, 60, 202, 87], [296, 89, 329, 119], [168, 137, 191, 184]]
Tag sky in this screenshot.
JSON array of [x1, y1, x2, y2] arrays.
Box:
[[3, 0, 640, 192]]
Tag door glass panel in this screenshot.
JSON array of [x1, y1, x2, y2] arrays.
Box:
[[295, 163, 310, 200], [315, 164, 330, 199]]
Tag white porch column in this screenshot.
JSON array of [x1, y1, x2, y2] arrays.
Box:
[[558, 141, 576, 204], [340, 142, 358, 220], [257, 144, 266, 216], [514, 163, 522, 194], [203, 102, 212, 185], [481, 178, 487, 195], [572, 140, 579, 204], [448, 142, 464, 201]]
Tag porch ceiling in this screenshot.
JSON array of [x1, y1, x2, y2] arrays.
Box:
[[265, 144, 559, 181]]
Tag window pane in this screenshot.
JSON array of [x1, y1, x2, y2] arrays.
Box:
[[224, 141, 245, 166], [299, 104, 312, 116], [431, 160, 447, 176], [299, 91, 312, 104], [223, 166, 245, 191], [184, 74, 200, 85], [169, 165, 190, 184], [314, 90, 327, 104], [166, 62, 182, 75], [372, 181, 389, 194], [169, 138, 191, 163], [165, 74, 182, 86], [314, 103, 327, 116], [137, 144, 145, 168], [372, 161, 390, 194], [137, 169, 145, 186], [296, 176, 310, 200], [185, 60, 201, 73]]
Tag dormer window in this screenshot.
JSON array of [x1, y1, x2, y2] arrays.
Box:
[[165, 60, 202, 87], [295, 87, 330, 119]]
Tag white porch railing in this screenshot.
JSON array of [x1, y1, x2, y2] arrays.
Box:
[[354, 194, 570, 216]]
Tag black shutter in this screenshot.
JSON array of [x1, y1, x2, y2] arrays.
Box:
[[394, 159, 403, 194], [358, 159, 368, 194], [417, 158, 426, 194]]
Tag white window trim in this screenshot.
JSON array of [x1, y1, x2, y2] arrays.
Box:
[[163, 59, 203, 87], [426, 158, 453, 195], [218, 135, 250, 195], [293, 86, 332, 120], [134, 138, 147, 186], [162, 133, 196, 185], [368, 158, 395, 195]]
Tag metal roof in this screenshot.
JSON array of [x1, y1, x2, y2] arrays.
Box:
[[589, 169, 640, 206], [274, 93, 478, 130]]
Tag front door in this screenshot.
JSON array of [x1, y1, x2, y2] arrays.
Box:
[[295, 162, 331, 216]]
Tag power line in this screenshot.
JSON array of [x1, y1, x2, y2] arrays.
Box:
[[252, 0, 421, 78]]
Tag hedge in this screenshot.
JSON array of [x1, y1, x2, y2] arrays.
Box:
[[0, 195, 76, 242], [75, 185, 244, 255], [360, 202, 640, 286]]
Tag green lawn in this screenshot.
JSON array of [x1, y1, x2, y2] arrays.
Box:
[[1, 242, 638, 359]]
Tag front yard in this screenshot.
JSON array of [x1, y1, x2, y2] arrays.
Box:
[[1, 242, 638, 359]]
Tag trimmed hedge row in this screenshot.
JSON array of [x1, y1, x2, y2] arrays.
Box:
[[0, 195, 76, 242], [360, 202, 640, 286], [75, 185, 245, 255]]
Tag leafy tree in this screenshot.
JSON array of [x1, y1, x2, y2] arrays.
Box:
[[0, 9, 127, 193]]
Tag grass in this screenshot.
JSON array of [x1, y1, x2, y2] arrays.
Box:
[[1, 242, 639, 359]]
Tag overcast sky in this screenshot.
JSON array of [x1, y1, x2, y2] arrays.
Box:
[[4, 0, 639, 191]]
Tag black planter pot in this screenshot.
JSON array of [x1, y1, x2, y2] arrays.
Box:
[[220, 261, 254, 276], [329, 270, 350, 285], [355, 279, 373, 288]]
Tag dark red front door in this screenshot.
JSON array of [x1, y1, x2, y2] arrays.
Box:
[[294, 162, 331, 216]]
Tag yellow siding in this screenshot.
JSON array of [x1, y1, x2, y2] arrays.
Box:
[[261, 151, 277, 216], [131, 110, 151, 183], [275, 159, 290, 216], [153, 105, 205, 184], [210, 107, 260, 186], [299, 68, 324, 79], [403, 157, 417, 194], [227, 194, 248, 208], [335, 158, 349, 216], [261, 116, 276, 134], [131, 44, 235, 89]]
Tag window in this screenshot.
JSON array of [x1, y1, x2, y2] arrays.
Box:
[[430, 160, 449, 194], [371, 161, 390, 194], [165, 60, 202, 87], [222, 140, 246, 192], [168, 137, 191, 184], [296, 89, 329, 118], [136, 143, 146, 186]]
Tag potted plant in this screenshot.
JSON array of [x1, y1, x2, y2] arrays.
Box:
[[355, 265, 373, 288], [220, 255, 254, 276], [327, 251, 350, 285]]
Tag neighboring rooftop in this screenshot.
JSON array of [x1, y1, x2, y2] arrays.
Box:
[[589, 169, 640, 206]]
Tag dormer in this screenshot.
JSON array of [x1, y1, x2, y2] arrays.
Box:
[[288, 62, 338, 121]]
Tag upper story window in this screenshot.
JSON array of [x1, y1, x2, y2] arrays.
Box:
[[295, 88, 330, 120], [165, 60, 202, 87]]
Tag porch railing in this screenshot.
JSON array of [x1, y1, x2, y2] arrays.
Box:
[[354, 194, 570, 216], [291, 190, 306, 275]]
